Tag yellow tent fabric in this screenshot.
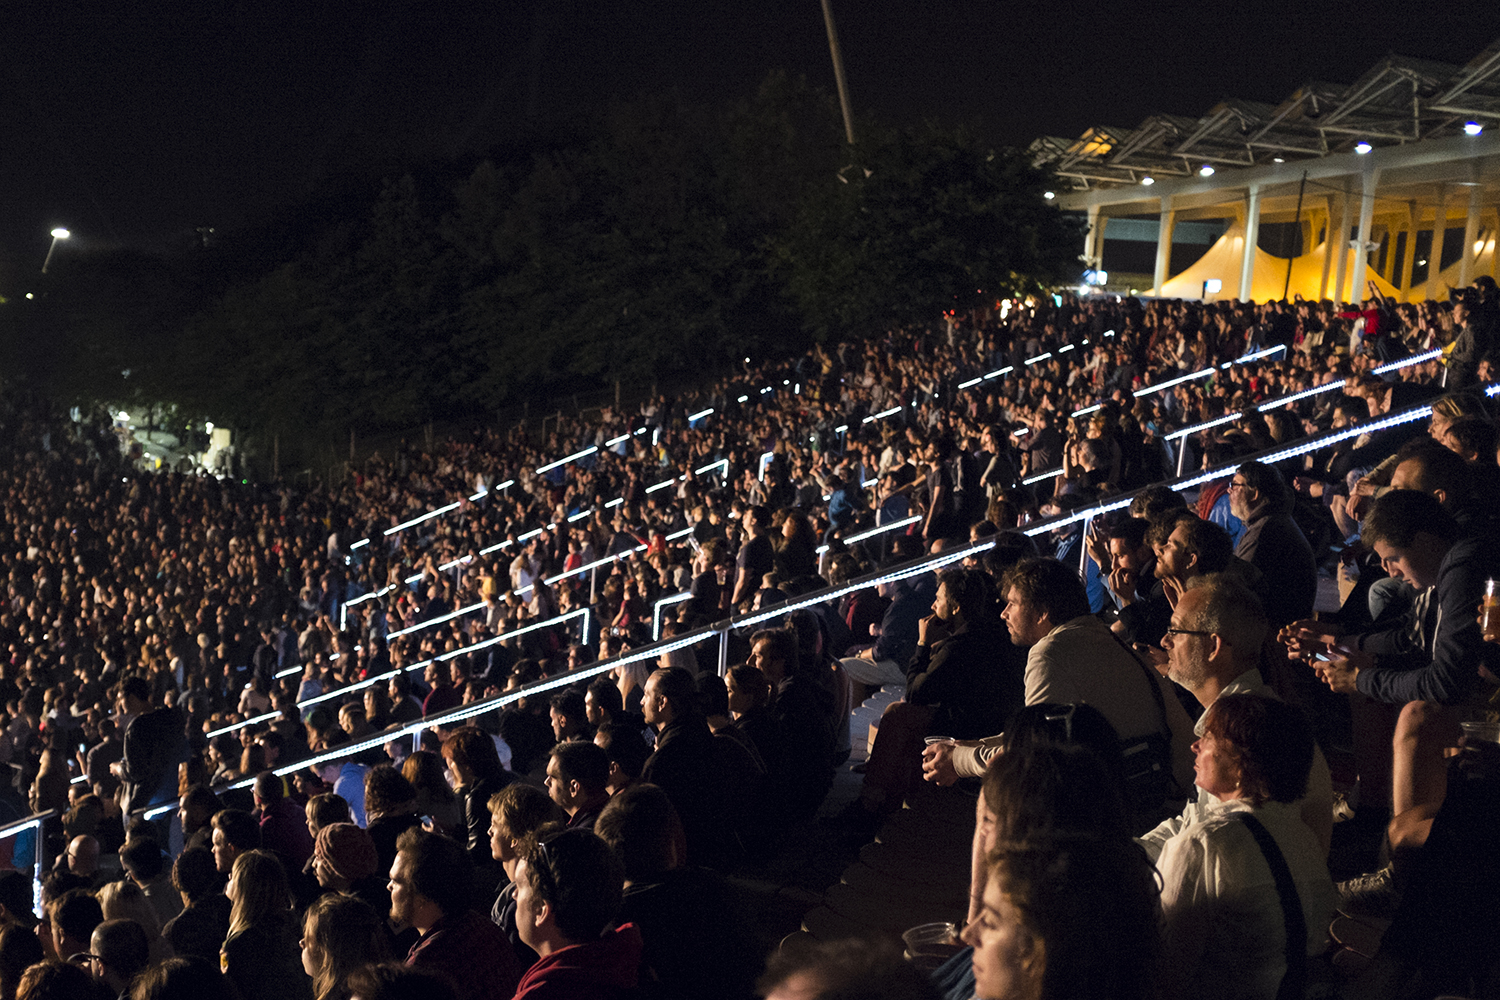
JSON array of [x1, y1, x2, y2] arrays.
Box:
[[1148, 222, 1399, 302]]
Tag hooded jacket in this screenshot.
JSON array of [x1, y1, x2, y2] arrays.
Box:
[[512, 922, 643, 1000]]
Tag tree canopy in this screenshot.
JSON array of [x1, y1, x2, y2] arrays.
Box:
[[1, 74, 1081, 456]]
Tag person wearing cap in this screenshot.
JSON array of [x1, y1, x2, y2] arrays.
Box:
[[310, 822, 389, 918]]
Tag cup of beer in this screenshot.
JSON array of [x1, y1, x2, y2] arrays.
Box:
[[1483, 579, 1500, 644]]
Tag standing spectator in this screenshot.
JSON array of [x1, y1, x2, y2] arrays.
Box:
[[254, 771, 315, 874], [109, 676, 187, 824]]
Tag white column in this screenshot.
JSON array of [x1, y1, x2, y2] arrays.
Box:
[[1085, 205, 1101, 268], [1318, 198, 1336, 300], [1399, 202, 1418, 302], [1238, 183, 1262, 302], [1332, 183, 1354, 304], [1427, 185, 1449, 303], [1153, 196, 1176, 293], [1349, 166, 1379, 304], [1459, 179, 1484, 288]]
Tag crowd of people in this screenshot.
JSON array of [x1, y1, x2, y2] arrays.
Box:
[[0, 275, 1496, 998]]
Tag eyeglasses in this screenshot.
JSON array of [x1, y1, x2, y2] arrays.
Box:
[[1226, 481, 1248, 492], [1164, 626, 1215, 638]]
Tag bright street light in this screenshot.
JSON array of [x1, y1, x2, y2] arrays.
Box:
[[41, 227, 71, 274]]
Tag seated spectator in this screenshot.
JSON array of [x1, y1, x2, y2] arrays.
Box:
[[0, 874, 37, 933], [345, 963, 458, 1000], [544, 741, 612, 831], [304, 793, 353, 839], [511, 828, 641, 1000], [300, 893, 389, 1000], [595, 784, 760, 1000], [362, 766, 423, 878], [210, 809, 260, 876], [14, 961, 106, 1000], [1229, 462, 1317, 628], [97, 880, 168, 965], [760, 938, 941, 1000], [221, 850, 311, 1000], [309, 823, 388, 919], [1142, 574, 1333, 860], [88, 918, 150, 998], [0, 924, 44, 1000], [391, 827, 521, 1000], [1154, 694, 1336, 1000], [748, 631, 834, 822], [254, 771, 315, 874], [441, 727, 515, 871], [43, 888, 101, 964], [841, 568, 1023, 829], [924, 558, 1195, 811], [967, 835, 1161, 1000], [177, 786, 220, 855], [401, 752, 461, 837], [127, 957, 241, 1000], [487, 785, 567, 969], [548, 691, 591, 744], [639, 667, 760, 867], [162, 848, 230, 964], [120, 837, 183, 930], [592, 722, 651, 796]]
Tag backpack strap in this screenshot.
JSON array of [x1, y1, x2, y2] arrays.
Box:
[[1235, 812, 1307, 1000]]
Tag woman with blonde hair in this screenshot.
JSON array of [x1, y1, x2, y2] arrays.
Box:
[[96, 879, 169, 964], [300, 893, 387, 1000], [221, 850, 311, 1000]]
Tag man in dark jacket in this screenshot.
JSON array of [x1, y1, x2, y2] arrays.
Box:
[[109, 676, 186, 824], [640, 667, 758, 868], [750, 629, 835, 822], [1230, 462, 1317, 628]]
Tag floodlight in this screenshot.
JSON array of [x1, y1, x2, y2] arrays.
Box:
[[1354, 142, 1373, 154], [1464, 122, 1483, 136], [1198, 165, 1215, 177]]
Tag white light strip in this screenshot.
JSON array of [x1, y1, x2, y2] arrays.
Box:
[[384, 501, 463, 536], [1023, 466, 1063, 485], [688, 407, 714, 422], [1134, 366, 1214, 397], [568, 508, 594, 522], [1058, 344, 1075, 354], [350, 539, 370, 551], [1072, 403, 1103, 416], [694, 459, 729, 477], [817, 513, 922, 554], [535, 446, 598, 475], [645, 479, 675, 494], [1023, 403, 1437, 539], [606, 434, 629, 447], [1373, 348, 1442, 374], [986, 367, 1013, 379], [653, 591, 695, 640], [207, 607, 596, 742], [957, 376, 983, 389], [1025, 353, 1053, 365]]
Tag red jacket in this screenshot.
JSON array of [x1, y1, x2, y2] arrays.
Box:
[[406, 909, 523, 1000], [512, 923, 643, 1000]]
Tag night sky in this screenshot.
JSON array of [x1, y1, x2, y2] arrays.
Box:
[[0, 0, 1485, 269]]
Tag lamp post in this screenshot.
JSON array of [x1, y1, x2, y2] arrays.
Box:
[[41, 228, 70, 274]]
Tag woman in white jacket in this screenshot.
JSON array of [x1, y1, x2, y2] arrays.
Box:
[[1156, 693, 1336, 1000]]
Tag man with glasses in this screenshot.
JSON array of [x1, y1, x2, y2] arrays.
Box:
[[1140, 574, 1333, 861]]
